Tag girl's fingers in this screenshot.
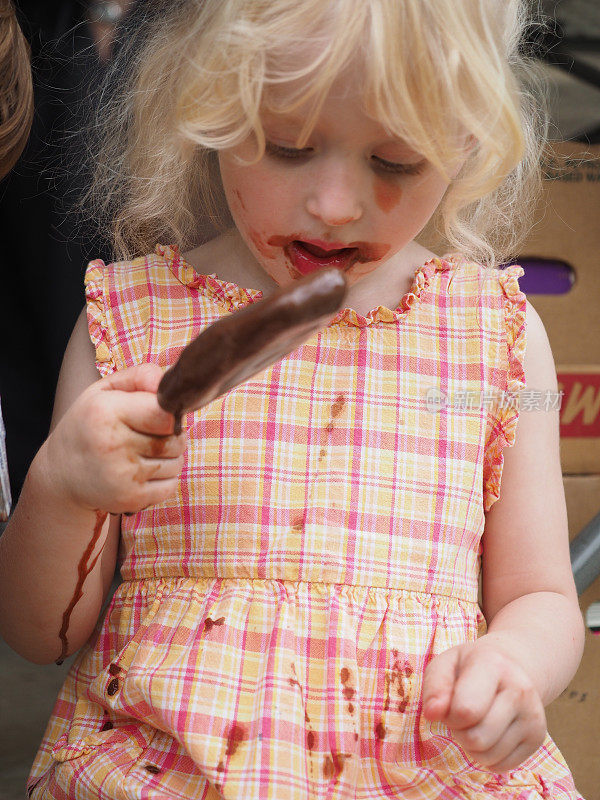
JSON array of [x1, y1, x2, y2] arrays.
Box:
[[115, 390, 177, 436], [452, 687, 519, 757], [94, 364, 176, 437], [130, 430, 187, 460], [130, 477, 182, 510], [422, 647, 460, 720], [444, 653, 500, 730], [458, 707, 544, 773], [424, 643, 546, 772], [460, 716, 523, 771], [132, 455, 185, 485], [486, 736, 546, 774], [100, 362, 165, 395], [446, 660, 546, 771]]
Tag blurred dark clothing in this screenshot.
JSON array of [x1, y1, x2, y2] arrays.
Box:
[[0, 1, 109, 499]]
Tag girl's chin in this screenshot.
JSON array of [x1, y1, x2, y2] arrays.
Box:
[[282, 259, 376, 288]]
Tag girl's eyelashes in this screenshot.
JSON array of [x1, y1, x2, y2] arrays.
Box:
[[265, 140, 427, 177], [370, 155, 427, 176], [265, 141, 313, 160]]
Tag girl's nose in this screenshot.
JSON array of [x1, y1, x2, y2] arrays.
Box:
[[305, 159, 364, 226]]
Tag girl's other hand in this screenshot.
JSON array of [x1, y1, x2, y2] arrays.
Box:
[[421, 640, 547, 773], [44, 363, 187, 514]]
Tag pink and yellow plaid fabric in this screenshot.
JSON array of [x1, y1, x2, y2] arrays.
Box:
[[29, 245, 581, 799]]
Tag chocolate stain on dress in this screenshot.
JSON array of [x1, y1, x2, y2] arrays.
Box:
[[383, 650, 413, 714], [204, 616, 226, 633], [225, 723, 246, 757], [289, 662, 315, 778], [325, 394, 345, 435], [323, 752, 350, 780]]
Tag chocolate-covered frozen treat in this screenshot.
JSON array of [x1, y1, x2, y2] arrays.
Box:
[[157, 268, 347, 431]]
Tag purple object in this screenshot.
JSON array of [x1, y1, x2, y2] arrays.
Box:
[[505, 258, 575, 295]]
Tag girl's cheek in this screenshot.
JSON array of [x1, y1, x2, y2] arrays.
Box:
[[247, 227, 278, 261], [373, 176, 403, 214], [233, 189, 247, 213]]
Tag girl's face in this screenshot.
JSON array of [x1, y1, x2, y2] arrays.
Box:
[[218, 89, 459, 291]]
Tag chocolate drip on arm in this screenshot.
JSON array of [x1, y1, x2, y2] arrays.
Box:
[[56, 510, 108, 665]]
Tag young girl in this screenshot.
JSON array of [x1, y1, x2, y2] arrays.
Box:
[[0, 0, 585, 797]]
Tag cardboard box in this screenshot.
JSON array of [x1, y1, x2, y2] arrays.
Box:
[[517, 142, 600, 473], [545, 475, 600, 799]]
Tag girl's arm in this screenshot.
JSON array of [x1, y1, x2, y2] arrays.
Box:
[[476, 300, 584, 703], [423, 300, 585, 771], [0, 309, 185, 664]]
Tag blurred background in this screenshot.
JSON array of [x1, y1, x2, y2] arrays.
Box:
[[0, 0, 133, 509], [0, 1, 599, 798], [539, 0, 600, 141]]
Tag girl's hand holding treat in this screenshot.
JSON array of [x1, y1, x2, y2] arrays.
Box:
[[0, 352, 187, 665], [46, 363, 186, 515]]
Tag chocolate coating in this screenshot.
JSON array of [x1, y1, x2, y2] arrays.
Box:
[[157, 268, 347, 429]]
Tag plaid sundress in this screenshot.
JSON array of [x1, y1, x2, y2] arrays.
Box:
[[28, 244, 582, 799]]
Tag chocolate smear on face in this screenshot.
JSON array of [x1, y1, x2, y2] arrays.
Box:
[[56, 511, 108, 665], [158, 269, 347, 432], [373, 175, 403, 213]]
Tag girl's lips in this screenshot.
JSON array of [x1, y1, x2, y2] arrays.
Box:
[[286, 241, 359, 276], [265, 235, 392, 277]]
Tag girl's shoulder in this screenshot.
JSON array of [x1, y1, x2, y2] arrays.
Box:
[[433, 256, 526, 342], [442, 254, 525, 301], [83, 244, 257, 377], [84, 245, 199, 377], [84, 244, 197, 292]]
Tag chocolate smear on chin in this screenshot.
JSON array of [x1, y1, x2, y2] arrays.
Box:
[[157, 268, 347, 431]]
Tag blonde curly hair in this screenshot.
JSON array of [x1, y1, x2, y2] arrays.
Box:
[[89, 0, 548, 267]]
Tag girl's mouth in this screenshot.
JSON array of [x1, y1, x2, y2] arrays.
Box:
[[286, 241, 360, 275], [264, 235, 392, 277]]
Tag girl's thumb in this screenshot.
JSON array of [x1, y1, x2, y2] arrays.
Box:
[[99, 362, 165, 395]]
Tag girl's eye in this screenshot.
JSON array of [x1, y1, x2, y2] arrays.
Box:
[[265, 141, 313, 160], [371, 155, 426, 176]]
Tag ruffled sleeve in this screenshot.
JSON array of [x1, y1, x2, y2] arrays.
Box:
[[84, 259, 117, 378], [482, 265, 527, 512]]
